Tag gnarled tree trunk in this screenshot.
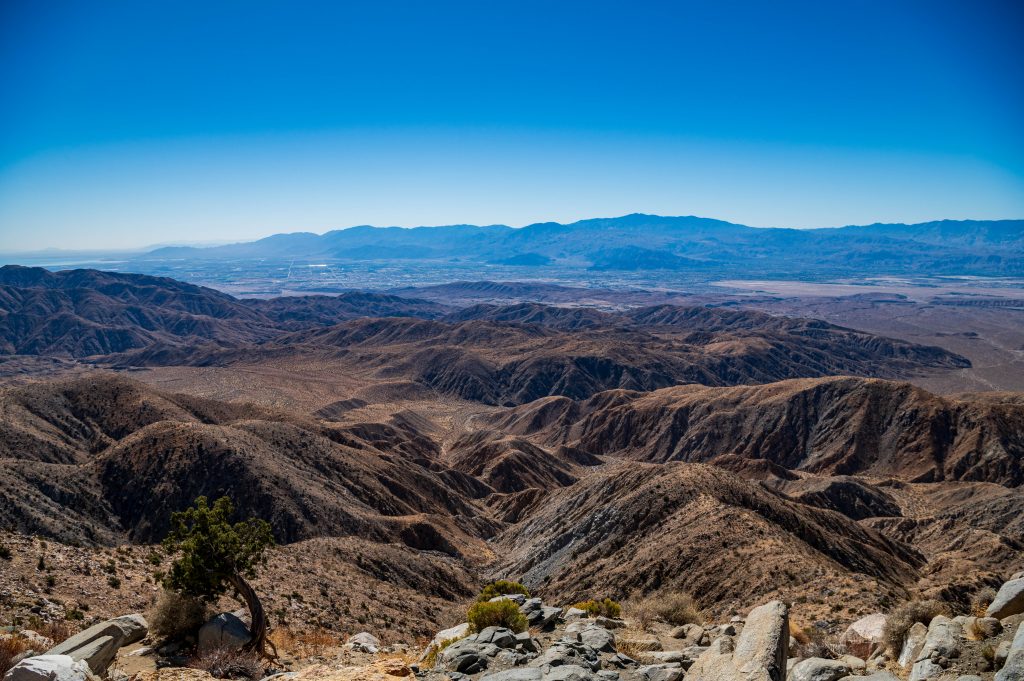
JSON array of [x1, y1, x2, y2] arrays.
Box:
[[228, 573, 274, 658]]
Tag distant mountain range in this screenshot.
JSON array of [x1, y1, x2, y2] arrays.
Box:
[[140, 214, 1024, 276]]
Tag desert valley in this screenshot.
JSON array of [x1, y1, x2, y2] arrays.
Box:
[[1, 216, 1023, 681]]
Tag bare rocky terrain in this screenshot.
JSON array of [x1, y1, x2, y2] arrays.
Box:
[[2, 265, 1023, 681]]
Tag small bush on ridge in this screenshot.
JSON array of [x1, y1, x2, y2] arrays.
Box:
[[467, 599, 528, 633], [189, 645, 263, 680], [572, 598, 621, 618], [149, 589, 209, 641], [882, 599, 948, 653], [477, 580, 530, 602]]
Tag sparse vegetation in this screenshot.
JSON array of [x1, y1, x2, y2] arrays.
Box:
[[630, 590, 701, 629], [0, 544, 11, 560], [189, 645, 264, 680], [971, 587, 996, 616], [1, 636, 31, 677], [162, 496, 275, 657], [149, 588, 210, 641], [571, 598, 621, 618], [477, 580, 530, 602], [882, 599, 948, 653], [422, 635, 465, 668], [467, 599, 528, 633], [107, 575, 122, 589]]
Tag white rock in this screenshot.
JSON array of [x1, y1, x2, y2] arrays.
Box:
[[2, 655, 96, 681]]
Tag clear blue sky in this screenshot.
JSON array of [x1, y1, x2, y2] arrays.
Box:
[[1, 0, 1022, 251]]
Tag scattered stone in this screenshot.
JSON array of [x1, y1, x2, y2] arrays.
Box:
[[47, 614, 148, 675], [348, 632, 381, 654], [898, 622, 929, 668], [996, 621, 1024, 681], [909, 616, 962, 681], [688, 600, 787, 681], [2, 655, 96, 681], [988, 578, 1024, 620], [635, 663, 683, 681], [197, 613, 251, 654], [841, 613, 886, 659], [789, 657, 852, 681]]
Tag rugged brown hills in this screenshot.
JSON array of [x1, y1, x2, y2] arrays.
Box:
[[490, 461, 923, 618], [0, 266, 447, 357], [491, 376, 1024, 485]]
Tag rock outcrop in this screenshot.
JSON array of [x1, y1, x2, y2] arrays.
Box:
[[45, 615, 147, 675]]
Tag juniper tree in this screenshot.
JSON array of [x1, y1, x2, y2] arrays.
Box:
[[162, 496, 275, 657]]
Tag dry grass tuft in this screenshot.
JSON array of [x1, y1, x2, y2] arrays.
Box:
[[149, 589, 209, 642], [882, 599, 948, 653], [1, 636, 32, 677], [189, 646, 264, 680], [628, 590, 701, 630]]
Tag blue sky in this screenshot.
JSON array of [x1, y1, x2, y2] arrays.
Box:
[[1, 0, 1022, 251]]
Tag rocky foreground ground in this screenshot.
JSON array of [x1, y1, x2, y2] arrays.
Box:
[[4, 571, 1024, 681]]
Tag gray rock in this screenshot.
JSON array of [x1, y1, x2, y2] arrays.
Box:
[[439, 638, 492, 674], [198, 613, 252, 654], [2, 655, 96, 681], [532, 641, 600, 672], [957, 676, 983, 681], [576, 626, 615, 653], [788, 657, 851, 681], [687, 601, 787, 681], [838, 674, 899, 681], [477, 628, 518, 650], [909, 616, 962, 681], [996, 640, 1011, 668], [988, 578, 1024, 620], [898, 621, 929, 668], [997, 622, 1024, 681], [975, 617, 1003, 639], [606, 653, 635, 669], [596, 672, 619, 681], [516, 631, 539, 654], [543, 666, 600, 681], [479, 669, 543, 681], [635, 663, 683, 681], [46, 615, 148, 674], [644, 652, 684, 664], [594, 618, 623, 630], [348, 631, 381, 654], [841, 613, 886, 660], [564, 608, 587, 621], [490, 594, 528, 606]]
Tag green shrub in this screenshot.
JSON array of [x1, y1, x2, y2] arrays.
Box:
[[467, 599, 528, 633], [572, 598, 621, 618], [107, 576, 121, 589], [882, 599, 948, 653], [0, 544, 11, 560], [477, 580, 530, 602]]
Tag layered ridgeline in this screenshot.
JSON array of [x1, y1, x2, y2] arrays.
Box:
[[0, 268, 970, 405], [1, 373, 1022, 624], [138, 214, 1024, 276], [1, 265, 1021, 638]]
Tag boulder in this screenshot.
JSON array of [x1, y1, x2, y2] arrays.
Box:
[[789, 658, 851, 681], [909, 616, 962, 681], [197, 613, 251, 654], [475, 628, 518, 650], [2, 655, 96, 681], [544, 666, 602, 681], [988, 578, 1024, 620], [840, 614, 886, 659], [897, 621, 928, 668], [839, 674, 899, 681], [531, 641, 600, 672], [996, 622, 1024, 681], [46, 615, 148, 675], [974, 617, 1002, 639], [688, 601, 788, 681], [479, 670, 543, 681], [635, 663, 683, 681], [438, 638, 494, 674], [419, 622, 470, 662], [563, 624, 614, 653]]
